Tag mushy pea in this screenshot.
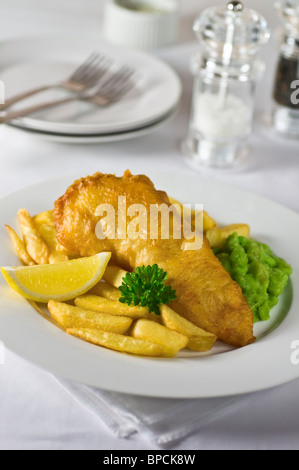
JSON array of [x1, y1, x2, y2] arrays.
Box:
[[214, 233, 292, 323]]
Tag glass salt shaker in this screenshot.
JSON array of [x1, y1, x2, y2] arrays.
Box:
[[184, 1, 270, 169], [272, 0, 299, 137]]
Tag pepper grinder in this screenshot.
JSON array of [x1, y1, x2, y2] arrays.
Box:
[[184, 1, 270, 169], [272, 0, 299, 137]]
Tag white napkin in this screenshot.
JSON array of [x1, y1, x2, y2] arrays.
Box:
[[57, 378, 251, 446]]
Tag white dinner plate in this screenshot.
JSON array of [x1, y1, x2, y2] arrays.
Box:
[[8, 105, 178, 144], [0, 172, 297, 398], [0, 36, 182, 135]]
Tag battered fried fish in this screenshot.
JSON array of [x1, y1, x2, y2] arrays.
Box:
[[53, 171, 255, 347]]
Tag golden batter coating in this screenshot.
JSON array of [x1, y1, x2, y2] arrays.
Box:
[[54, 171, 255, 347]]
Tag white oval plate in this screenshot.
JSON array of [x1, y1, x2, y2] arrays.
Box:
[[0, 172, 297, 398], [0, 35, 182, 135]]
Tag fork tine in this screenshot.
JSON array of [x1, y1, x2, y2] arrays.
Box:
[[68, 52, 140, 105], [94, 69, 139, 104], [103, 74, 139, 102], [74, 57, 118, 88], [72, 55, 107, 83], [98, 66, 135, 94], [105, 72, 136, 97], [69, 52, 102, 81], [103, 72, 135, 97], [80, 57, 114, 88]]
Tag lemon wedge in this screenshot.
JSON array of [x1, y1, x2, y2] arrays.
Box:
[[1, 252, 111, 303]]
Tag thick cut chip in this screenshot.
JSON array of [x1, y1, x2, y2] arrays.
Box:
[[103, 264, 128, 288], [33, 211, 69, 264], [18, 209, 50, 264], [48, 300, 132, 334], [74, 295, 149, 319], [67, 328, 164, 357], [168, 197, 217, 233], [161, 305, 217, 352], [131, 319, 188, 357], [202, 211, 218, 232], [5, 225, 35, 266], [206, 224, 250, 249], [89, 281, 121, 301]]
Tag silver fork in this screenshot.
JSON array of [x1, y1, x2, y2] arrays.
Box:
[[0, 52, 113, 111], [0, 66, 139, 124]]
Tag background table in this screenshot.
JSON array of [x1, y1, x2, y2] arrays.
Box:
[[0, 0, 299, 450]]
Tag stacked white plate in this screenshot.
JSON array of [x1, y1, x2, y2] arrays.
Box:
[[0, 36, 182, 143]]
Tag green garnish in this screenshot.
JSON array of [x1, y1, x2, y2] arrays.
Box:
[[214, 233, 292, 323], [118, 264, 177, 316]]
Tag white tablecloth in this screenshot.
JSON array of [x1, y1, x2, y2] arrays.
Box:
[[0, 0, 299, 450]]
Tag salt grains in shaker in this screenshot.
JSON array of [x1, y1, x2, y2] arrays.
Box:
[[184, 1, 270, 169], [272, 0, 299, 137]]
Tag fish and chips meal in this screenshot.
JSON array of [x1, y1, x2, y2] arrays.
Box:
[[1, 171, 292, 358]]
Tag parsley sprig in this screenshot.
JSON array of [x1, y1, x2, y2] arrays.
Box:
[[118, 264, 177, 316]]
